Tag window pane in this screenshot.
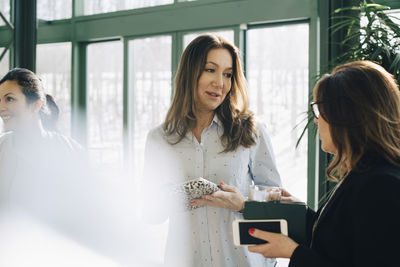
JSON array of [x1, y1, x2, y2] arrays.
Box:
[[184, 30, 234, 48], [36, 43, 72, 136], [37, 0, 72, 20], [0, 47, 9, 77], [247, 24, 309, 203], [128, 34, 171, 266], [0, 0, 10, 26], [87, 41, 123, 172], [0, 47, 9, 132], [84, 0, 173, 15], [128, 35, 172, 182]]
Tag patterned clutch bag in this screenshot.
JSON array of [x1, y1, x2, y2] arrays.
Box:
[[173, 177, 220, 210]]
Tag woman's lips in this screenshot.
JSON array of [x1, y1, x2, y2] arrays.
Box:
[[206, 91, 220, 97]]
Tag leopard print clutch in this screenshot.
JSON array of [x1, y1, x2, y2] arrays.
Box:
[[173, 177, 220, 210]]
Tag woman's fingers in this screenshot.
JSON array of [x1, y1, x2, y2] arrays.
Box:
[[247, 229, 276, 257], [280, 188, 293, 197], [248, 243, 271, 256], [248, 229, 299, 258], [211, 190, 228, 199], [219, 181, 236, 192], [189, 182, 244, 211], [249, 228, 277, 241], [280, 196, 294, 202], [190, 198, 206, 207], [190, 195, 218, 207]]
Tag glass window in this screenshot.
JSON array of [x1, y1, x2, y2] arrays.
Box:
[[0, 0, 10, 26], [247, 24, 309, 203], [128, 35, 172, 183], [37, 0, 72, 20], [0, 47, 9, 77], [87, 41, 123, 173], [128, 34, 171, 266], [184, 30, 234, 48], [84, 0, 173, 15], [36, 42, 72, 136], [0, 47, 9, 133]]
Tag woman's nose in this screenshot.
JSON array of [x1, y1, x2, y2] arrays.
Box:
[[213, 74, 224, 88]]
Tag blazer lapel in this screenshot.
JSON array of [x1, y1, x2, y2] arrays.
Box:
[[313, 176, 350, 235]]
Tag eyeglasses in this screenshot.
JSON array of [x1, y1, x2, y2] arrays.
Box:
[[310, 101, 321, 119]]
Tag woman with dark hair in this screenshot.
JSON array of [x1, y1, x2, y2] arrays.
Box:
[[248, 60, 400, 266], [0, 68, 60, 132], [0, 68, 143, 266], [143, 34, 281, 266], [0, 67, 83, 220]]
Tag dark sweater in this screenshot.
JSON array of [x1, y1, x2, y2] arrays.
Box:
[[290, 153, 400, 267]]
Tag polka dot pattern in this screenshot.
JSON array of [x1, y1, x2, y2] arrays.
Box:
[[145, 118, 281, 266]]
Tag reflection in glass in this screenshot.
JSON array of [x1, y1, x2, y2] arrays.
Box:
[[36, 43, 72, 136], [128, 35, 172, 182], [184, 30, 234, 48], [37, 0, 71, 20], [84, 0, 173, 15], [247, 24, 309, 202], [87, 41, 123, 172]]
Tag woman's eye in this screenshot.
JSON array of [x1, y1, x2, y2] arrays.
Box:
[[224, 73, 233, 78], [205, 68, 215, 73], [6, 97, 14, 102]]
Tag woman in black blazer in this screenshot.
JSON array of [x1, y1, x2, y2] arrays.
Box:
[[248, 60, 400, 267]]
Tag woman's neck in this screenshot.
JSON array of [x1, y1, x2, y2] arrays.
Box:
[[13, 120, 47, 144], [193, 110, 214, 143]]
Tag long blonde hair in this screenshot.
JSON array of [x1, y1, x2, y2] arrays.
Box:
[[164, 34, 257, 152], [314, 60, 400, 181]]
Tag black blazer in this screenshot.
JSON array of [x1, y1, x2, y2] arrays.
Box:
[[290, 153, 400, 267]]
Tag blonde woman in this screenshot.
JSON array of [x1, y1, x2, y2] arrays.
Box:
[[248, 61, 400, 266], [143, 34, 281, 266]]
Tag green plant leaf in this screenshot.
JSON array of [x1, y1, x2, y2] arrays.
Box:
[[389, 52, 400, 73], [331, 20, 359, 35], [334, 6, 362, 14], [370, 46, 383, 60], [363, 3, 390, 11], [331, 15, 362, 21], [297, 0, 400, 148], [295, 114, 314, 148], [377, 13, 400, 37]]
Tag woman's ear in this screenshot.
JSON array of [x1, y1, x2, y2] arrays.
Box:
[[32, 99, 43, 113]]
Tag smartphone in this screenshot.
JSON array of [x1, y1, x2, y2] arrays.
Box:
[[232, 219, 288, 246]]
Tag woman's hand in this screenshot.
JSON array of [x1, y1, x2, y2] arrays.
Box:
[[190, 181, 245, 211], [248, 229, 299, 258], [279, 188, 304, 203]]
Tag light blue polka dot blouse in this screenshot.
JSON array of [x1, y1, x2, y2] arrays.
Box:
[[143, 115, 281, 267]]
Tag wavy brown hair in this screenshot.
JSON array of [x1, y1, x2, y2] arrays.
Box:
[[164, 34, 257, 152], [314, 60, 400, 181]]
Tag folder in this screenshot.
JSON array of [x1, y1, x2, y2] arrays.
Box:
[[243, 201, 307, 245]]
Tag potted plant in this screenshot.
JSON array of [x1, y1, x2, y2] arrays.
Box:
[[297, 0, 400, 147]]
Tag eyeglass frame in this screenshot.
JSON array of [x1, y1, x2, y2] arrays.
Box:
[[310, 101, 324, 119]]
